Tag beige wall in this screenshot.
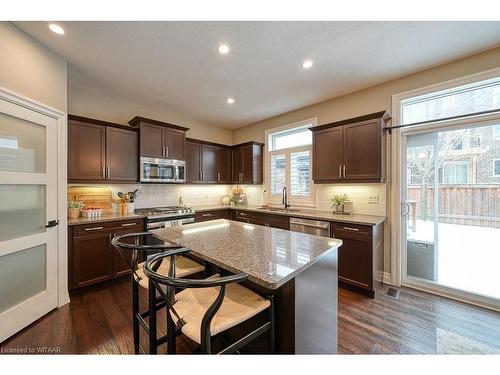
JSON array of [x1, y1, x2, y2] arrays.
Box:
[[232, 47, 500, 274], [68, 84, 233, 145], [0, 22, 67, 112]]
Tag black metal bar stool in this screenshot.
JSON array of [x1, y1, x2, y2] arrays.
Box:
[[143, 249, 275, 354], [111, 232, 205, 354]]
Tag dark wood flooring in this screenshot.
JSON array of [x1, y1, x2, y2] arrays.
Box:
[[2, 277, 500, 354]]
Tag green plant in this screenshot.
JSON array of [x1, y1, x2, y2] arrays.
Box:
[[329, 193, 349, 208], [68, 200, 84, 209]]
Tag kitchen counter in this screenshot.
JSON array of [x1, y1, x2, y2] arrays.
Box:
[[152, 219, 341, 289], [152, 219, 340, 353], [67, 212, 146, 226], [193, 204, 386, 226]]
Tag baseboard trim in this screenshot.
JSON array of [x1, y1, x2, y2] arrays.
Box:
[[382, 272, 393, 285]]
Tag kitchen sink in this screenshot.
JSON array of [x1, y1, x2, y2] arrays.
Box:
[[257, 207, 301, 213]]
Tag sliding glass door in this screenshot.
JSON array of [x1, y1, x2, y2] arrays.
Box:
[[402, 121, 500, 306]]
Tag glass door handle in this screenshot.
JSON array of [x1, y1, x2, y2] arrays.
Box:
[[401, 202, 410, 217]]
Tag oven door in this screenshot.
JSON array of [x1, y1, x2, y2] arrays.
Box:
[[141, 157, 175, 182]]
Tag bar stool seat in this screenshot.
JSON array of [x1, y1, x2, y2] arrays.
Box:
[[171, 278, 271, 344], [136, 256, 205, 289]]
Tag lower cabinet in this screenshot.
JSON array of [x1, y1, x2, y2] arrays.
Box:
[[232, 210, 290, 230], [332, 221, 384, 298], [194, 209, 230, 222], [69, 218, 145, 290]]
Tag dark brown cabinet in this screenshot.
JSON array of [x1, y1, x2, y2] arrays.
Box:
[[129, 116, 189, 160], [69, 219, 144, 290], [332, 221, 384, 298], [231, 142, 264, 184], [68, 115, 138, 183], [233, 210, 290, 230], [186, 139, 233, 184], [194, 209, 231, 222], [310, 111, 390, 183]]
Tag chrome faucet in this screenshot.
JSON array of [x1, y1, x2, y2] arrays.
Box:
[[282, 186, 290, 209]]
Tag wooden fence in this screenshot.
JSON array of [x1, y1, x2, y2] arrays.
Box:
[[407, 185, 500, 228]]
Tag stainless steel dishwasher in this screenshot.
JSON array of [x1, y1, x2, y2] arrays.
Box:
[[289, 217, 331, 237]]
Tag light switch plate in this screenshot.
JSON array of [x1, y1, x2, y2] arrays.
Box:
[[368, 195, 379, 204]]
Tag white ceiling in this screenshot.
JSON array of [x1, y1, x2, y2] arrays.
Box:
[[14, 21, 500, 129]]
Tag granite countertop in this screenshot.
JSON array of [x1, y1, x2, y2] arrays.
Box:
[[152, 219, 342, 290], [67, 212, 146, 226], [193, 204, 386, 226]]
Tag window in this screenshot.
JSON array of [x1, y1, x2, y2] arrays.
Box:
[[401, 76, 500, 125], [441, 161, 469, 184], [494, 125, 500, 140], [494, 160, 500, 177], [468, 135, 481, 148], [267, 119, 316, 206]]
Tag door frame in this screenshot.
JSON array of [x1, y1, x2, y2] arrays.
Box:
[[0, 86, 69, 309], [390, 67, 500, 311]]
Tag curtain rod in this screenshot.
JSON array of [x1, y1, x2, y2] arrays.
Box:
[[383, 108, 500, 134]]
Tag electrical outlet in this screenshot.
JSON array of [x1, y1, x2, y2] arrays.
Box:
[[368, 195, 379, 204]]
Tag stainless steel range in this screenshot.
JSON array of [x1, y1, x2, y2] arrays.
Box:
[[136, 206, 195, 230]]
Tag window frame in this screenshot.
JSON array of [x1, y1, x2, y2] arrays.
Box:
[[494, 159, 500, 177], [265, 118, 317, 207]]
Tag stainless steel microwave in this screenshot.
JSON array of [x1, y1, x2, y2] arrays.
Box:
[[140, 157, 186, 183]]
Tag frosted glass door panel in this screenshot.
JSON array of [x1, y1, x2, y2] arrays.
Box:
[[0, 185, 45, 242], [0, 112, 46, 173], [0, 244, 46, 313]]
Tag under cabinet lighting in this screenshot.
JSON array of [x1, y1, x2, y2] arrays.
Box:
[[302, 60, 313, 69], [48, 23, 64, 35], [218, 44, 230, 54], [227, 97, 235, 104]]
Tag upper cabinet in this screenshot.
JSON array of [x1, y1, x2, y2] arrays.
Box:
[[68, 115, 138, 183], [231, 142, 264, 184], [310, 111, 390, 183], [185, 139, 232, 184], [129, 116, 189, 160]]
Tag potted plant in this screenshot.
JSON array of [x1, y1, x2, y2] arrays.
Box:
[[68, 200, 84, 219], [329, 193, 349, 214]]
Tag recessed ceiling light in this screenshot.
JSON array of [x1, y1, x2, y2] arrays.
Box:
[[218, 44, 230, 54], [48, 23, 64, 35], [227, 98, 235, 104], [302, 60, 313, 69]]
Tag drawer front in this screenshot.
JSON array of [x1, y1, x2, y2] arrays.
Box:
[[195, 209, 229, 222], [332, 222, 371, 241], [73, 219, 144, 236]]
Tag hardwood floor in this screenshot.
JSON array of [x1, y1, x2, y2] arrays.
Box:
[[1, 277, 500, 354]]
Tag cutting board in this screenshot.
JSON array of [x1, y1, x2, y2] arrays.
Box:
[[67, 186, 112, 214]]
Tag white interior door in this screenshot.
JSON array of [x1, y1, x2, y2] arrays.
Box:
[[0, 96, 59, 342]]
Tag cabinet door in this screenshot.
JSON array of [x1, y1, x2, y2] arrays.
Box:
[[140, 123, 164, 158], [343, 120, 383, 182], [218, 147, 232, 183], [106, 127, 138, 181], [164, 128, 186, 160], [231, 147, 243, 183], [312, 127, 343, 182], [68, 121, 106, 181], [185, 141, 202, 182], [110, 225, 143, 277], [71, 232, 113, 288], [201, 144, 218, 183], [241, 145, 255, 183]]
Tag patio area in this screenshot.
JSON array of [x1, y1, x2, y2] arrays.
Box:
[[407, 220, 500, 300]]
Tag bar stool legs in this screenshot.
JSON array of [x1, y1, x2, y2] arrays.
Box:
[[148, 279, 157, 354], [132, 279, 140, 354]]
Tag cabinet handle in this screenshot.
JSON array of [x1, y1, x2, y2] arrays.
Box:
[[339, 165, 342, 179], [199, 171, 202, 181], [162, 146, 165, 158], [121, 222, 137, 227], [342, 226, 359, 232], [239, 212, 246, 216], [107, 165, 110, 178], [102, 165, 105, 178], [343, 165, 346, 179], [165, 146, 169, 158], [84, 226, 104, 231], [217, 172, 220, 182], [202, 213, 213, 217]]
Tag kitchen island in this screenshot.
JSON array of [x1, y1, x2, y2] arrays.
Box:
[[152, 219, 342, 354]]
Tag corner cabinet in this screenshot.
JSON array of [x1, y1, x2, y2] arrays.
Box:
[[310, 111, 390, 183], [68, 115, 138, 183], [231, 142, 264, 184], [129, 116, 189, 160]]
